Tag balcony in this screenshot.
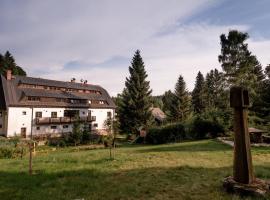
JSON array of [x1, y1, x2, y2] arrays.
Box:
[[36, 116, 93, 125]]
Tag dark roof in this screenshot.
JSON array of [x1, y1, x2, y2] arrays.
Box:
[[0, 75, 116, 109], [248, 127, 267, 134]]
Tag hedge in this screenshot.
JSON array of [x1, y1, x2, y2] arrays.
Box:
[[145, 123, 186, 144]]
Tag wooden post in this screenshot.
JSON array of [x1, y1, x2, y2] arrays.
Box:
[[29, 142, 33, 175], [230, 87, 254, 184], [29, 107, 34, 175]]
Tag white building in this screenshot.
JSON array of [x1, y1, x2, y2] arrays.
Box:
[[0, 70, 116, 137]]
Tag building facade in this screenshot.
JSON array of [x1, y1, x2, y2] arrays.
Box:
[[0, 70, 116, 137]]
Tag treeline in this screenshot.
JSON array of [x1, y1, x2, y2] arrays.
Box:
[[116, 30, 270, 138], [0, 51, 26, 76]]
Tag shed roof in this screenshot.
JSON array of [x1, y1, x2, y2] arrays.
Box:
[[248, 127, 267, 133], [151, 107, 166, 121]]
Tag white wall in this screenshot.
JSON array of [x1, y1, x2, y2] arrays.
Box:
[[7, 107, 33, 137], [6, 107, 114, 137], [33, 108, 89, 136], [89, 108, 114, 130]]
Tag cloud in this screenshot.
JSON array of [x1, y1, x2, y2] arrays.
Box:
[[1, 0, 270, 96]]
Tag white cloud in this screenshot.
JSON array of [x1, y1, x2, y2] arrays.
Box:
[[1, 0, 270, 96]]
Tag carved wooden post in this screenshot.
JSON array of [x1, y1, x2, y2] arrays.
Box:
[[29, 141, 33, 175], [230, 86, 254, 184]]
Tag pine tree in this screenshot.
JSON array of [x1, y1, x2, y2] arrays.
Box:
[[218, 30, 262, 97], [0, 51, 26, 76], [118, 50, 152, 134], [170, 75, 190, 121], [192, 71, 205, 114]]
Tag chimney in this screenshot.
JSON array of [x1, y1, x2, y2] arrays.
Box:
[[6, 70, 12, 80], [71, 78, 76, 83]]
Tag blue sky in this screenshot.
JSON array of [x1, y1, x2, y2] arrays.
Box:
[[0, 0, 270, 95]]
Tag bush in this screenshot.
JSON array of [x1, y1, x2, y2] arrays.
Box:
[[0, 145, 27, 159], [146, 123, 186, 144], [189, 117, 225, 139], [0, 146, 13, 158]]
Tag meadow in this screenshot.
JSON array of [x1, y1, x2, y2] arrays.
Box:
[[0, 140, 270, 200]]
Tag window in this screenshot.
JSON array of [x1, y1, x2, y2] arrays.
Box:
[[93, 123, 98, 127], [35, 112, 42, 118], [36, 127, 40, 130], [22, 111, 27, 115], [51, 112, 57, 118], [63, 125, 69, 129], [51, 126, 57, 129], [107, 112, 112, 119], [91, 116, 96, 121], [28, 96, 40, 101]]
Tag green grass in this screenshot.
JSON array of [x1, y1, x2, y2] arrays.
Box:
[[0, 139, 270, 200]]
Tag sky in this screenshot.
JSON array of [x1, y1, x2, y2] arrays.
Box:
[[1, 0, 270, 96]]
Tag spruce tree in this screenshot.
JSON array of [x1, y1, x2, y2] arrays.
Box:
[[0, 51, 26, 76], [170, 75, 190, 121], [192, 71, 205, 114], [118, 50, 152, 134]]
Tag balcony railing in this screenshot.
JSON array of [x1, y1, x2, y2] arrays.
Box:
[[36, 116, 93, 125]]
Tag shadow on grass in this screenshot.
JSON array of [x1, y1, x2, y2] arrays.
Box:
[[136, 140, 232, 153], [0, 164, 268, 200]]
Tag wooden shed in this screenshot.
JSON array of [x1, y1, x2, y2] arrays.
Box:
[[249, 127, 267, 143]]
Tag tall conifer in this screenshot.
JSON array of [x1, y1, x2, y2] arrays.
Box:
[[170, 75, 190, 121], [192, 71, 205, 114], [118, 50, 152, 134]]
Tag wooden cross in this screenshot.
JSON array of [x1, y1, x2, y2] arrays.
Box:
[[230, 86, 254, 184]]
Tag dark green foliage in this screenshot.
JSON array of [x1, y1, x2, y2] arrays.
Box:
[[202, 69, 232, 131], [251, 71, 270, 130], [146, 123, 186, 144], [192, 71, 205, 114], [170, 75, 190, 121], [190, 117, 225, 139], [82, 123, 91, 144], [118, 50, 152, 134], [162, 90, 175, 117], [204, 69, 227, 109], [218, 30, 262, 98], [69, 117, 83, 146], [151, 95, 163, 109], [265, 64, 270, 79], [0, 51, 26, 76]]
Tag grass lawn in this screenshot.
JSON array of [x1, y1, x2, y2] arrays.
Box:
[[0, 139, 270, 200]]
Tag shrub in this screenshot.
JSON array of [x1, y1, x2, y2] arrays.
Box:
[[0, 144, 27, 159], [0, 146, 13, 158], [189, 117, 225, 139], [145, 123, 186, 144]]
